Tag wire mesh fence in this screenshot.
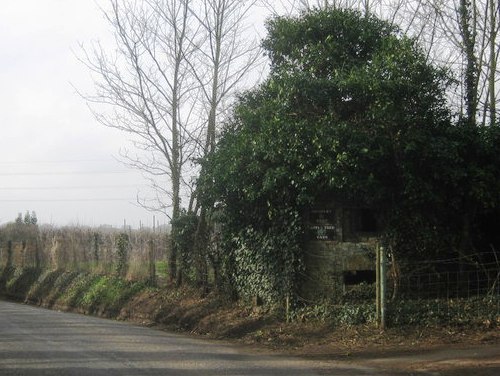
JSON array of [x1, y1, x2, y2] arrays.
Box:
[[397, 268, 499, 300], [385, 251, 500, 326], [291, 248, 500, 327]]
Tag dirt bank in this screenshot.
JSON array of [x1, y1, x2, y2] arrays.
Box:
[[117, 289, 500, 375]]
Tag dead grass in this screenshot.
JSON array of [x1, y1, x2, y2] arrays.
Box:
[[118, 287, 499, 358], [119, 290, 499, 375]]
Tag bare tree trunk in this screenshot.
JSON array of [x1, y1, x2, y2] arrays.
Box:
[[79, 0, 201, 284], [460, 0, 479, 125], [170, 14, 183, 284], [488, 0, 498, 125], [186, 0, 262, 288]]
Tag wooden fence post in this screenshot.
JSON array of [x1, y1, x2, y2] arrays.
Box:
[[148, 239, 156, 286]]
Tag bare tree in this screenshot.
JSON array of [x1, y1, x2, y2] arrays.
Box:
[[261, 0, 500, 125], [80, 0, 198, 282], [80, 0, 264, 284], [486, 0, 498, 125], [182, 0, 265, 287], [383, 0, 500, 126], [189, 0, 262, 157], [186, 0, 263, 214], [260, 0, 383, 15]]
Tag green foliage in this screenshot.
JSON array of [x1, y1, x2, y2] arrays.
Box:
[[115, 233, 129, 277], [171, 211, 198, 283], [15, 213, 23, 225], [231, 214, 303, 304], [199, 7, 459, 304], [199, 6, 500, 295], [23, 211, 38, 225], [342, 283, 377, 303], [291, 302, 376, 326], [290, 296, 499, 327], [334, 303, 377, 326], [3, 267, 43, 300], [26, 270, 79, 306], [60, 272, 101, 308], [0, 265, 15, 293], [254, 9, 451, 213], [388, 297, 500, 327], [155, 260, 168, 278], [80, 275, 144, 315], [1, 266, 146, 317], [385, 121, 500, 265], [10, 211, 38, 226]]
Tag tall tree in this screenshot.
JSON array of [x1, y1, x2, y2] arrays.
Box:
[[260, 0, 383, 16], [262, 0, 500, 125], [384, 0, 500, 126], [459, 0, 479, 124], [181, 0, 263, 286], [186, 0, 263, 214], [189, 0, 262, 157], [81, 0, 197, 282], [200, 8, 453, 302], [487, 0, 498, 125], [81, 0, 263, 284]]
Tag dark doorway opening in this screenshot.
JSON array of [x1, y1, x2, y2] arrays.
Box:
[[343, 270, 376, 285]]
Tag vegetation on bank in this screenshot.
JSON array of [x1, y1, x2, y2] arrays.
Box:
[[0, 266, 497, 331], [0, 267, 146, 317]]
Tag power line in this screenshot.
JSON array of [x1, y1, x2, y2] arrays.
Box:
[[0, 158, 118, 165], [0, 185, 146, 190], [0, 198, 136, 202], [0, 171, 132, 176]]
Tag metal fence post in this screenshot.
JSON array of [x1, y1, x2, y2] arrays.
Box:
[[380, 246, 387, 330], [376, 244, 386, 330], [376, 243, 380, 324]]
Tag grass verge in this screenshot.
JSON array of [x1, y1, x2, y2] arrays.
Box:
[[0, 267, 146, 318]]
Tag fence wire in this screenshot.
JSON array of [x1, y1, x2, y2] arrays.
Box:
[[382, 252, 500, 326]]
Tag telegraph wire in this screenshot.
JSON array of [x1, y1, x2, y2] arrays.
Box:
[[0, 198, 137, 202], [0, 185, 147, 190], [0, 158, 119, 165], [0, 171, 132, 176]]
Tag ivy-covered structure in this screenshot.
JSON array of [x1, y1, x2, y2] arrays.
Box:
[[199, 7, 500, 307], [302, 201, 379, 301]]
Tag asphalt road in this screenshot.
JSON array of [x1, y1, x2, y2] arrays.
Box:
[[0, 300, 376, 376]]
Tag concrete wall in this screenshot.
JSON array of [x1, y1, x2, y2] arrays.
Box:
[[301, 204, 378, 302]]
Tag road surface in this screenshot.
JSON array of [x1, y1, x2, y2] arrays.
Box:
[[0, 300, 376, 376]]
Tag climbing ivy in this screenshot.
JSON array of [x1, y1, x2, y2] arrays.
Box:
[[199, 8, 500, 305]]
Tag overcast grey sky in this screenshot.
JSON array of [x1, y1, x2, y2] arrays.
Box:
[[0, 1, 163, 228]]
